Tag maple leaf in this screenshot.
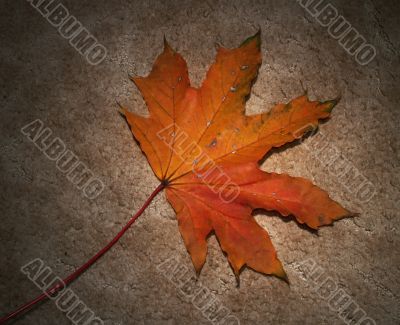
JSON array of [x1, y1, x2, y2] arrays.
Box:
[[121, 31, 353, 280], [0, 32, 359, 325]]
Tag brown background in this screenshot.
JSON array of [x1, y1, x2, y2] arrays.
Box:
[[0, 0, 399, 324]]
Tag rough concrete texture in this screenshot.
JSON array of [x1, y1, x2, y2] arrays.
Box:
[[1, 0, 399, 324]]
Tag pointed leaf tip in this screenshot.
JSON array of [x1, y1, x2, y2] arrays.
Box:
[[163, 35, 174, 52], [321, 97, 340, 113], [277, 269, 289, 284], [115, 100, 125, 116], [240, 30, 261, 48], [127, 72, 136, 82]]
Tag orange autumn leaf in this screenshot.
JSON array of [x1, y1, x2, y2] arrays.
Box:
[[121, 31, 353, 280]]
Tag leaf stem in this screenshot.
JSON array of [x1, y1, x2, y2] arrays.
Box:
[[0, 183, 165, 324]]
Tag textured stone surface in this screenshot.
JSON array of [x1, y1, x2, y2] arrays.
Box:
[[0, 0, 399, 324]]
